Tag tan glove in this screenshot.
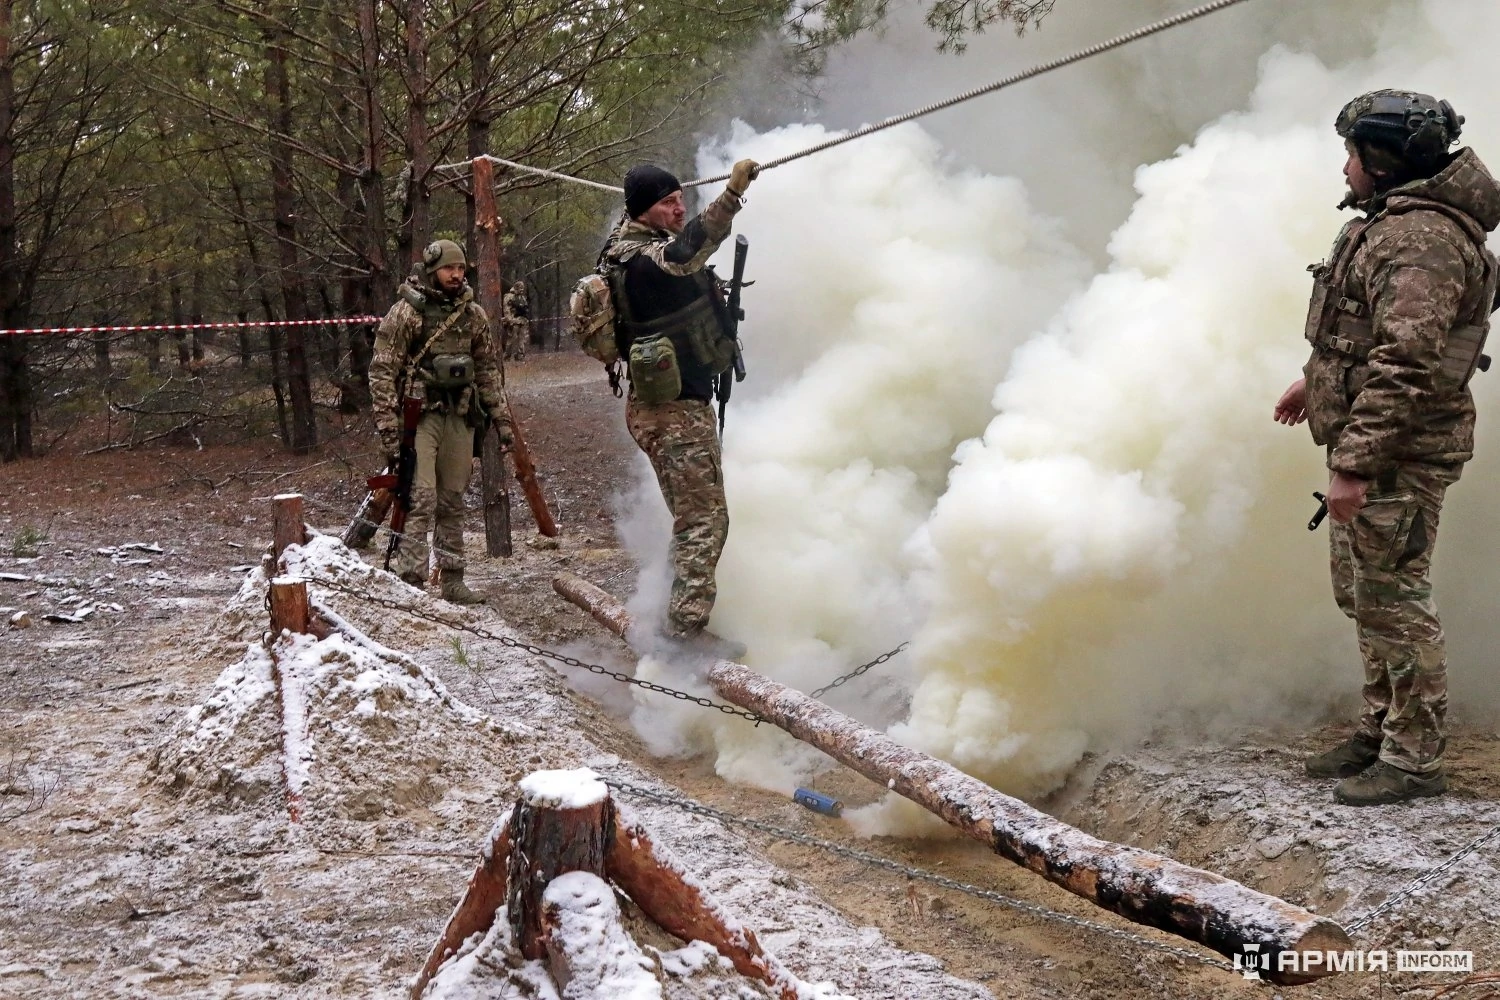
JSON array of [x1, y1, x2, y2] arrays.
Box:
[[727, 159, 760, 198], [378, 427, 401, 466]]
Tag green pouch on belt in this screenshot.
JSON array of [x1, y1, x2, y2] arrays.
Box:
[[628, 335, 681, 404]]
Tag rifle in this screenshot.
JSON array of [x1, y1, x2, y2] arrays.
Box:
[[716, 234, 750, 433], [366, 394, 423, 570]]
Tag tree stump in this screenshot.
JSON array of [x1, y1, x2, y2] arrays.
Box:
[[272, 493, 307, 566], [506, 769, 613, 961], [269, 577, 311, 636]]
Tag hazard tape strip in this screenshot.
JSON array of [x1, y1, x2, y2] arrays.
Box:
[[0, 316, 383, 337]]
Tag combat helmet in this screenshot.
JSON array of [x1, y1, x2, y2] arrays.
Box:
[[421, 238, 467, 274], [1336, 89, 1463, 175]]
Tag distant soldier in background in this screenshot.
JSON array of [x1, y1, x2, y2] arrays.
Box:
[[599, 159, 759, 658], [1275, 91, 1500, 805], [503, 280, 530, 362], [369, 239, 512, 604]]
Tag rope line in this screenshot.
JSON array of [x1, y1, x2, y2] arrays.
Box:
[[437, 0, 1256, 194], [0, 316, 382, 338]]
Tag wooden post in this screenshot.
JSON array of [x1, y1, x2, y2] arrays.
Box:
[[549, 575, 1352, 984], [480, 422, 512, 558], [269, 577, 311, 636], [508, 402, 558, 537], [410, 813, 514, 1000], [272, 493, 307, 566], [506, 770, 613, 961]]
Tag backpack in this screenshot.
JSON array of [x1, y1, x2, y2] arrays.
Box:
[[568, 272, 620, 365]]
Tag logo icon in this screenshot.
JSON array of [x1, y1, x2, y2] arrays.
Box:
[[1234, 943, 1268, 981]]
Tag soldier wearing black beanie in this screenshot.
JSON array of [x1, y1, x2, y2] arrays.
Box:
[[597, 156, 760, 660]]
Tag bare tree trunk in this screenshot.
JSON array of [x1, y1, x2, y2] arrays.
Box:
[[400, 0, 430, 268], [189, 258, 206, 362], [264, 16, 316, 454], [93, 312, 110, 378], [170, 281, 189, 369], [0, 0, 30, 462], [346, 0, 386, 411]]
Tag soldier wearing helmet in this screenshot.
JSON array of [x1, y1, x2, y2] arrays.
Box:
[[1275, 91, 1500, 805], [368, 239, 511, 604]]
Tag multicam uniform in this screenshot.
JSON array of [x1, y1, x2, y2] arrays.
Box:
[[1303, 147, 1500, 775], [503, 282, 530, 361], [369, 275, 508, 581], [602, 187, 743, 636]]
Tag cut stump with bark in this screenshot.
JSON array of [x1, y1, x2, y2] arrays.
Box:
[[506, 770, 613, 961], [269, 577, 311, 637]]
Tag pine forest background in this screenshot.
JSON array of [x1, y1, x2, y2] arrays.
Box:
[[0, 0, 1051, 461]]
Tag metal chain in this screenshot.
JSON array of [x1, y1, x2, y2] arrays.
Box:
[[304, 575, 766, 724], [603, 777, 1232, 972], [1344, 816, 1500, 935], [809, 643, 909, 700]]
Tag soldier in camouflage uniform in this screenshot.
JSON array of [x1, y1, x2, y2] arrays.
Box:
[[1275, 91, 1500, 805], [503, 281, 530, 361], [601, 159, 759, 657], [369, 239, 512, 605]]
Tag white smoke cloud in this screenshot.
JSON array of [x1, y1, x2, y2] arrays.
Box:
[[617, 0, 1500, 823]]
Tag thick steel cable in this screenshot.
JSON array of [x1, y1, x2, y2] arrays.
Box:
[[435, 0, 1257, 194]]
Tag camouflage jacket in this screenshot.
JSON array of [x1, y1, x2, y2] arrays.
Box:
[[600, 188, 742, 402], [502, 288, 529, 323], [1303, 147, 1500, 478], [369, 276, 508, 438]]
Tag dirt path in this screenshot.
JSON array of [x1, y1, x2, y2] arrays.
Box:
[[2, 351, 1496, 999]]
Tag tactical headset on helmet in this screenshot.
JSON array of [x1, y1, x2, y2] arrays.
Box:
[[1336, 89, 1463, 173], [422, 239, 467, 274]]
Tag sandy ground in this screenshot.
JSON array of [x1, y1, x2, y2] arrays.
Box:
[[2, 351, 1498, 999]]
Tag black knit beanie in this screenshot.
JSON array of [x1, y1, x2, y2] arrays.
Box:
[[624, 164, 682, 219]]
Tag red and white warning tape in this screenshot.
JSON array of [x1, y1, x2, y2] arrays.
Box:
[[0, 316, 382, 337]]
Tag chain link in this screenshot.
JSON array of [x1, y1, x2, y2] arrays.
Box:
[[603, 776, 1232, 972], [304, 575, 766, 724], [809, 643, 909, 700], [1344, 816, 1500, 935]]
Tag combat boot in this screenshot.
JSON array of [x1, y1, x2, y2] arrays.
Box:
[[399, 570, 426, 589], [1334, 761, 1446, 806], [440, 570, 486, 606], [654, 627, 747, 663], [1304, 733, 1381, 779]]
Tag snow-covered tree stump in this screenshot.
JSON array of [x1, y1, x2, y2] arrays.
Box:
[[507, 770, 614, 961], [413, 770, 801, 1000]]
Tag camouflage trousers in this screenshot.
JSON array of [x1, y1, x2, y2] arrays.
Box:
[[626, 397, 727, 636], [1329, 462, 1461, 775], [392, 409, 474, 578]]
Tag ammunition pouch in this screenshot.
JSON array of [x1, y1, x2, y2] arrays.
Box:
[[627, 334, 682, 405], [426, 353, 475, 392]]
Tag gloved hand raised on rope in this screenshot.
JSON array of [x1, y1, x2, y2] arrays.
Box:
[[727, 159, 761, 198]]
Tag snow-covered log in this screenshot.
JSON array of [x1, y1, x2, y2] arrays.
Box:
[[549, 573, 1353, 985], [410, 812, 514, 1000], [552, 573, 634, 640], [710, 661, 1351, 984]]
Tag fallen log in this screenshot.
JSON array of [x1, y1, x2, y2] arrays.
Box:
[[552, 572, 634, 640], [550, 573, 1351, 984]]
